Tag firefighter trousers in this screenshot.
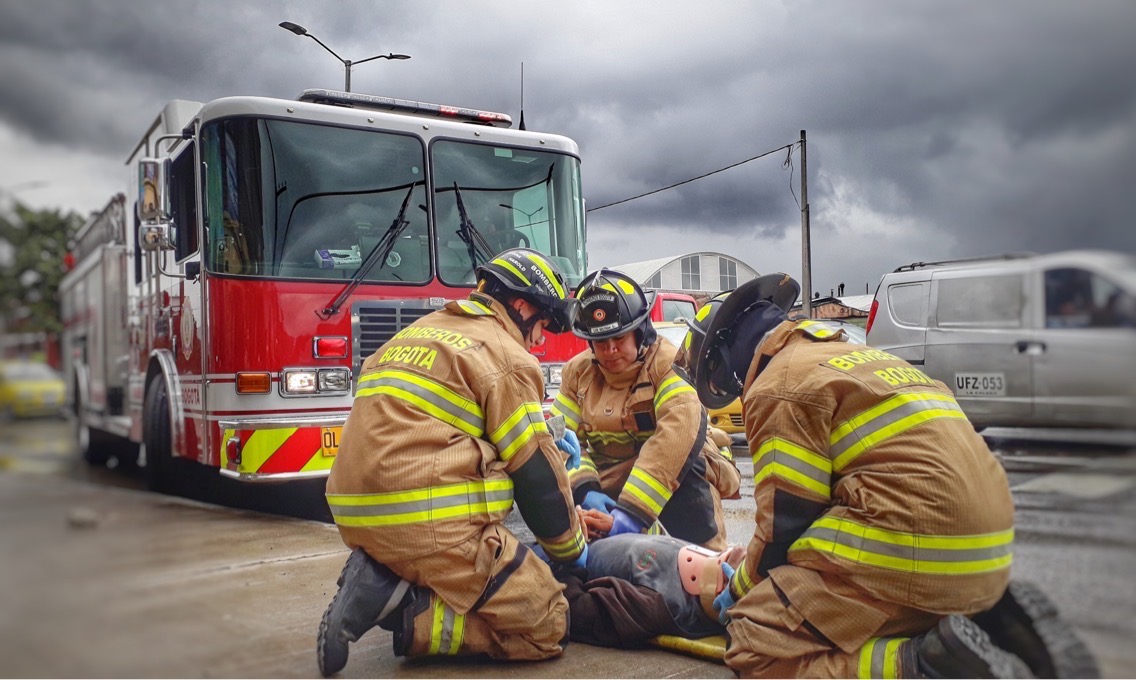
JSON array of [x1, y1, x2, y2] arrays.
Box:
[[723, 564, 941, 678], [385, 522, 569, 661]]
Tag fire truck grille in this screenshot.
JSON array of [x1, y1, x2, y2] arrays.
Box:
[[352, 301, 437, 378]]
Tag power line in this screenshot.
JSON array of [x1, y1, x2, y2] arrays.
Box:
[[586, 143, 795, 213]]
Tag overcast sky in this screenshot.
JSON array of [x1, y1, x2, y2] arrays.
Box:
[[1, 0, 1133, 295]]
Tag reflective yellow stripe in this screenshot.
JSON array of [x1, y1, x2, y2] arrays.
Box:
[[752, 437, 832, 499], [568, 455, 597, 479], [492, 257, 532, 287], [456, 299, 495, 316], [859, 637, 907, 679], [428, 596, 465, 655], [731, 556, 757, 596], [327, 479, 514, 527], [490, 402, 548, 461], [790, 516, 1013, 574], [624, 467, 672, 515], [550, 393, 582, 431], [586, 430, 653, 446], [525, 252, 566, 298], [357, 369, 485, 437], [654, 374, 694, 409], [538, 529, 587, 559], [830, 391, 967, 471], [796, 319, 837, 338], [718, 445, 734, 461]]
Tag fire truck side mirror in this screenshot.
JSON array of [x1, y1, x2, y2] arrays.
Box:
[[138, 158, 173, 252], [138, 158, 168, 221]]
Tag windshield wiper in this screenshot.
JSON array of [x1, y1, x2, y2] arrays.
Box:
[[318, 183, 418, 319], [453, 182, 495, 270]]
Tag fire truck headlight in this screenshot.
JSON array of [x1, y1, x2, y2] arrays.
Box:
[[318, 368, 350, 393], [282, 369, 319, 395]]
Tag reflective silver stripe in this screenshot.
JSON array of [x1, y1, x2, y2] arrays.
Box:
[[790, 516, 1014, 574], [654, 374, 694, 409], [455, 299, 495, 316], [429, 596, 466, 655], [829, 391, 966, 470], [859, 637, 906, 679], [327, 479, 514, 527], [624, 467, 671, 514], [550, 393, 582, 430], [490, 402, 548, 461], [357, 370, 485, 437], [752, 437, 831, 498]]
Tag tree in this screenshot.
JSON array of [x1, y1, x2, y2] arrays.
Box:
[[0, 201, 84, 335]]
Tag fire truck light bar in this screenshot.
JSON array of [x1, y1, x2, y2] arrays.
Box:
[[298, 89, 513, 128]]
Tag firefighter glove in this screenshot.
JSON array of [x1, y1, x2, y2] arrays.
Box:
[[714, 563, 737, 625], [608, 507, 646, 537], [582, 491, 618, 513], [556, 430, 581, 470]]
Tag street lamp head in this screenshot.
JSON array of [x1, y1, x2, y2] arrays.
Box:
[[388, 53, 411, 60], [279, 21, 308, 36]]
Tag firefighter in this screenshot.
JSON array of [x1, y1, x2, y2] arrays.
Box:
[[550, 269, 739, 550], [685, 273, 1099, 679], [317, 248, 588, 676]]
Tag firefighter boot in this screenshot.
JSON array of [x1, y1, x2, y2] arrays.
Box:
[[971, 580, 1100, 678], [317, 548, 413, 677], [901, 614, 1035, 678]]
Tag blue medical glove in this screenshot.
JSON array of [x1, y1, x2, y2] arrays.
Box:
[[531, 543, 551, 564], [581, 491, 618, 513], [556, 430, 581, 470], [569, 542, 589, 570], [713, 563, 738, 625], [608, 507, 647, 537]]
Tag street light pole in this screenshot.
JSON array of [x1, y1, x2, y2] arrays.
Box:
[[279, 21, 410, 93]]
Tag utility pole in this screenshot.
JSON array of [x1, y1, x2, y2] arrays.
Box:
[[800, 130, 812, 317]]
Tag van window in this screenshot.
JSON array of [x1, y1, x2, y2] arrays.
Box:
[[1045, 267, 1136, 329], [886, 282, 927, 326], [935, 274, 1023, 328]]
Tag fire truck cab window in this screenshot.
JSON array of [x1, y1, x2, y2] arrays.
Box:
[[432, 140, 585, 288], [200, 118, 429, 283], [169, 145, 199, 261]]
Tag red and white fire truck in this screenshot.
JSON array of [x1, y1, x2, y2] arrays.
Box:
[[60, 89, 588, 491]]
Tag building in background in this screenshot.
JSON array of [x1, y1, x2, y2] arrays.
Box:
[[609, 251, 760, 304], [790, 294, 873, 326]]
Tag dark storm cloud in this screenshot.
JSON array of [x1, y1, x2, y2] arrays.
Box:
[[0, 0, 1132, 288]]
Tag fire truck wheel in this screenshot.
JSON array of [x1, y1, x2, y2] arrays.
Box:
[[76, 392, 111, 466], [143, 378, 173, 492]]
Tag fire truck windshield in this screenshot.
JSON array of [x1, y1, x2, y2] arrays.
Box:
[[200, 118, 586, 288]]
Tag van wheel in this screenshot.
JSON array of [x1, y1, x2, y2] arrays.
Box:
[[143, 378, 173, 492]]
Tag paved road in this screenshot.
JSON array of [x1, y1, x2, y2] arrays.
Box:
[[1, 417, 1134, 677]]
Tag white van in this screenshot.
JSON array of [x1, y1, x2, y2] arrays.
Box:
[[866, 250, 1136, 430]]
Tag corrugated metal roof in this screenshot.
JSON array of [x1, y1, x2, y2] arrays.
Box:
[[607, 255, 682, 283], [837, 294, 874, 312]]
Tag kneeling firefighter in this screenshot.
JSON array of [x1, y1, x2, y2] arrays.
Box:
[[316, 249, 588, 675], [549, 268, 739, 550], [685, 273, 1099, 679]]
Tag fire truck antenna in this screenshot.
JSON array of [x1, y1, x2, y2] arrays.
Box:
[[518, 61, 526, 131]]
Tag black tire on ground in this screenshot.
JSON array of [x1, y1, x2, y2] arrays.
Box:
[[143, 377, 173, 493], [76, 389, 111, 466]]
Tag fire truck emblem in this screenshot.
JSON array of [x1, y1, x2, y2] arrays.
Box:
[[592, 309, 606, 322], [180, 299, 195, 361]]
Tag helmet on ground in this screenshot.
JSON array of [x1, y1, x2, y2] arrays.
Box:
[[572, 268, 657, 350], [476, 248, 577, 333], [685, 273, 800, 409]]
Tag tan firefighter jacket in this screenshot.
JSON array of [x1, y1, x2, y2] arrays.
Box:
[[326, 292, 585, 566], [551, 338, 731, 525], [726, 319, 1014, 620]]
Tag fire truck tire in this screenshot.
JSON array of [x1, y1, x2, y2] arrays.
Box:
[[76, 390, 111, 466], [143, 378, 173, 493]]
